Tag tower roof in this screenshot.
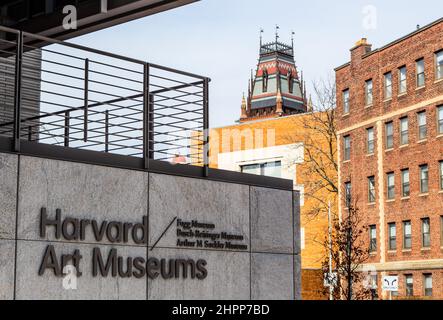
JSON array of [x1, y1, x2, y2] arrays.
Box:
[[239, 32, 307, 123], [260, 41, 294, 57]]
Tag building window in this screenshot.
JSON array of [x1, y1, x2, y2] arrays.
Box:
[[419, 164, 429, 194], [416, 58, 425, 87], [417, 111, 427, 140], [405, 275, 413, 297], [438, 106, 443, 135], [400, 117, 409, 145], [343, 89, 350, 114], [441, 216, 443, 247], [385, 122, 394, 149], [369, 225, 377, 253], [262, 69, 268, 92], [384, 72, 392, 99], [401, 169, 410, 197], [424, 274, 433, 297], [345, 182, 352, 207], [436, 50, 443, 80], [387, 172, 395, 200], [368, 176, 376, 203], [367, 127, 374, 154], [403, 221, 412, 249], [422, 218, 431, 248], [241, 161, 282, 178], [365, 79, 373, 106], [388, 223, 397, 250], [344, 135, 351, 161], [440, 161, 443, 190], [399, 66, 407, 94], [287, 71, 294, 94]]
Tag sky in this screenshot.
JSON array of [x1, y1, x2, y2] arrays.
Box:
[[69, 0, 443, 128]]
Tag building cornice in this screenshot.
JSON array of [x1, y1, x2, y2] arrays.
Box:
[[334, 17, 443, 72]]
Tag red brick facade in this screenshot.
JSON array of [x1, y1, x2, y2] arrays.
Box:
[[336, 18, 443, 299]]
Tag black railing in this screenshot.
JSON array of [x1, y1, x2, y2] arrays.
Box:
[[0, 26, 210, 173], [260, 41, 293, 56]]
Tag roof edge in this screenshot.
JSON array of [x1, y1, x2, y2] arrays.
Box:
[[334, 16, 443, 72]]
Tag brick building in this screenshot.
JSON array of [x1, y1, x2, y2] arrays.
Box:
[[335, 18, 443, 299]]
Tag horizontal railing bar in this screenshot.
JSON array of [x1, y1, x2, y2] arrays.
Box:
[[0, 92, 144, 128], [153, 104, 204, 115], [152, 126, 203, 136], [150, 63, 209, 81], [150, 73, 204, 90], [89, 59, 144, 75], [88, 68, 143, 85], [149, 80, 203, 95], [21, 31, 147, 65]]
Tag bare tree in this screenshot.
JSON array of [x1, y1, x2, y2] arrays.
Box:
[[322, 195, 372, 300], [284, 77, 338, 220], [283, 77, 371, 299]]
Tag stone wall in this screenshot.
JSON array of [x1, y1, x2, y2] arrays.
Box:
[[0, 153, 301, 300]]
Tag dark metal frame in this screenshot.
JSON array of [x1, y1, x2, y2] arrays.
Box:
[[1, 25, 209, 166], [0, 25, 293, 191], [1, 0, 200, 44]]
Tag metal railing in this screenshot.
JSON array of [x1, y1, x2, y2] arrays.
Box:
[[0, 26, 210, 173]]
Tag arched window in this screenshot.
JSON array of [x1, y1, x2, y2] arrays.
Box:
[[287, 71, 293, 94], [262, 69, 269, 92]]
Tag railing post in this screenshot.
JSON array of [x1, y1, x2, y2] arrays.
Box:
[[143, 63, 150, 169], [13, 31, 23, 152], [27, 126, 32, 141], [64, 111, 70, 147], [83, 58, 89, 142], [149, 93, 154, 160], [203, 77, 210, 177], [105, 110, 109, 153]]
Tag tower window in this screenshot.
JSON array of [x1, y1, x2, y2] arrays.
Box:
[[287, 71, 294, 94], [262, 69, 269, 92]]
